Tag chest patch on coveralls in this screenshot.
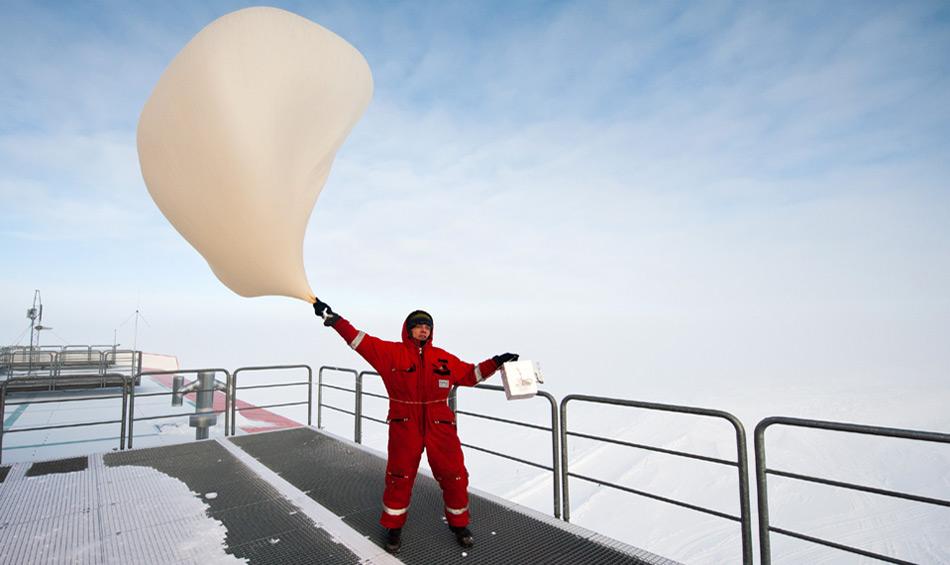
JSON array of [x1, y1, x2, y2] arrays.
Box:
[[438, 379, 450, 388]]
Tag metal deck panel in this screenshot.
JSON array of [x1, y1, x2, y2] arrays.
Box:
[[0, 440, 364, 564], [231, 426, 680, 565], [0, 508, 101, 564], [0, 457, 97, 526]]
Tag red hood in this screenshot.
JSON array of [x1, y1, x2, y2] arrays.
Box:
[[401, 310, 434, 348]]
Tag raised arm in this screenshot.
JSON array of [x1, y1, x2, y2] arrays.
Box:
[[313, 298, 390, 371]]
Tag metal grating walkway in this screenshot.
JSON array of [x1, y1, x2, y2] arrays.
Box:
[[231, 427, 679, 565], [0, 441, 364, 564], [0, 427, 680, 564]]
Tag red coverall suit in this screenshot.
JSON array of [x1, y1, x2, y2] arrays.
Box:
[[330, 314, 499, 529]]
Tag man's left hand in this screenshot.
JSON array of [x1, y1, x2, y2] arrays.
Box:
[[313, 299, 339, 327], [493, 353, 519, 366]]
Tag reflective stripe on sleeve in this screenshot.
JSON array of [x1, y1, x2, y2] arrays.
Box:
[[349, 331, 366, 350], [445, 505, 469, 515], [383, 504, 408, 516], [474, 365, 483, 382]]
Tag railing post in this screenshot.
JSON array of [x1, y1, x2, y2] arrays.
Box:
[[354, 372, 363, 444], [307, 365, 313, 427], [560, 396, 571, 522], [0, 381, 6, 464], [317, 367, 323, 429], [755, 421, 773, 565], [119, 376, 128, 450], [539, 391, 561, 519], [732, 420, 753, 565], [223, 372, 231, 437], [127, 377, 136, 449], [49, 351, 57, 390], [230, 371, 238, 436]]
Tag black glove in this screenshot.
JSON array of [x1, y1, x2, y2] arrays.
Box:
[[492, 352, 519, 366], [313, 299, 340, 327]]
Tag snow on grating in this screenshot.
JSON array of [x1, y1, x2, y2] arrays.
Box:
[[0, 440, 364, 564]]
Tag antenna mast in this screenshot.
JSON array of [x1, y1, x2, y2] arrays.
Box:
[[26, 290, 52, 375], [132, 308, 150, 352], [26, 290, 41, 352]]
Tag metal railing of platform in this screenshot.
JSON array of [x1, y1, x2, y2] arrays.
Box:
[[1, 346, 142, 390], [4, 360, 949, 565], [0, 376, 131, 464], [754, 416, 950, 565], [315, 365, 563, 519], [229, 365, 313, 435], [455, 382, 562, 519], [1, 363, 310, 461], [559, 394, 753, 565], [316, 366, 359, 431]]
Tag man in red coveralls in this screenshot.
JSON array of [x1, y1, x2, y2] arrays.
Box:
[[313, 299, 518, 554]]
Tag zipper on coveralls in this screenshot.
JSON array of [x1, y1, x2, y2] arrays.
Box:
[[418, 345, 426, 437]]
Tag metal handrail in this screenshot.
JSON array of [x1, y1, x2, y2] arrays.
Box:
[[560, 394, 752, 564], [316, 369, 563, 519], [103, 349, 140, 370], [229, 365, 313, 435], [0, 375, 131, 464], [323, 403, 357, 417], [53, 350, 101, 372], [754, 416, 950, 565], [3, 349, 141, 392], [321, 383, 357, 394], [462, 383, 562, 519], [2, 350, 56, 375], [355, 371, 368, 443], [56, 349, 103, 365], [316, 366, 358, 430], [132, 369, 231, 448]]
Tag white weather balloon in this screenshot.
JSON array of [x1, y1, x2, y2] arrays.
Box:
[[137, 7, 372, 301]]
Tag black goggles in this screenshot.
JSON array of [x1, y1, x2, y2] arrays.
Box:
[[407, 315, 433, 329]]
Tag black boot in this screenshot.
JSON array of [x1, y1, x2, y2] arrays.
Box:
[[449, 525, 474, 548], [385, 528, 402, 554]]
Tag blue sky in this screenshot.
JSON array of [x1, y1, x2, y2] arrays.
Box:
[[2, 1, 949, 417]]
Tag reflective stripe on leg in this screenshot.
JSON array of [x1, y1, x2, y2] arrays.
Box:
[[445, 505, 468, 515], [383, 504, 409, 516]]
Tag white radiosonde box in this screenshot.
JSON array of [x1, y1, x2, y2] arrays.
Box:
[[499, 360, 544, 400]]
